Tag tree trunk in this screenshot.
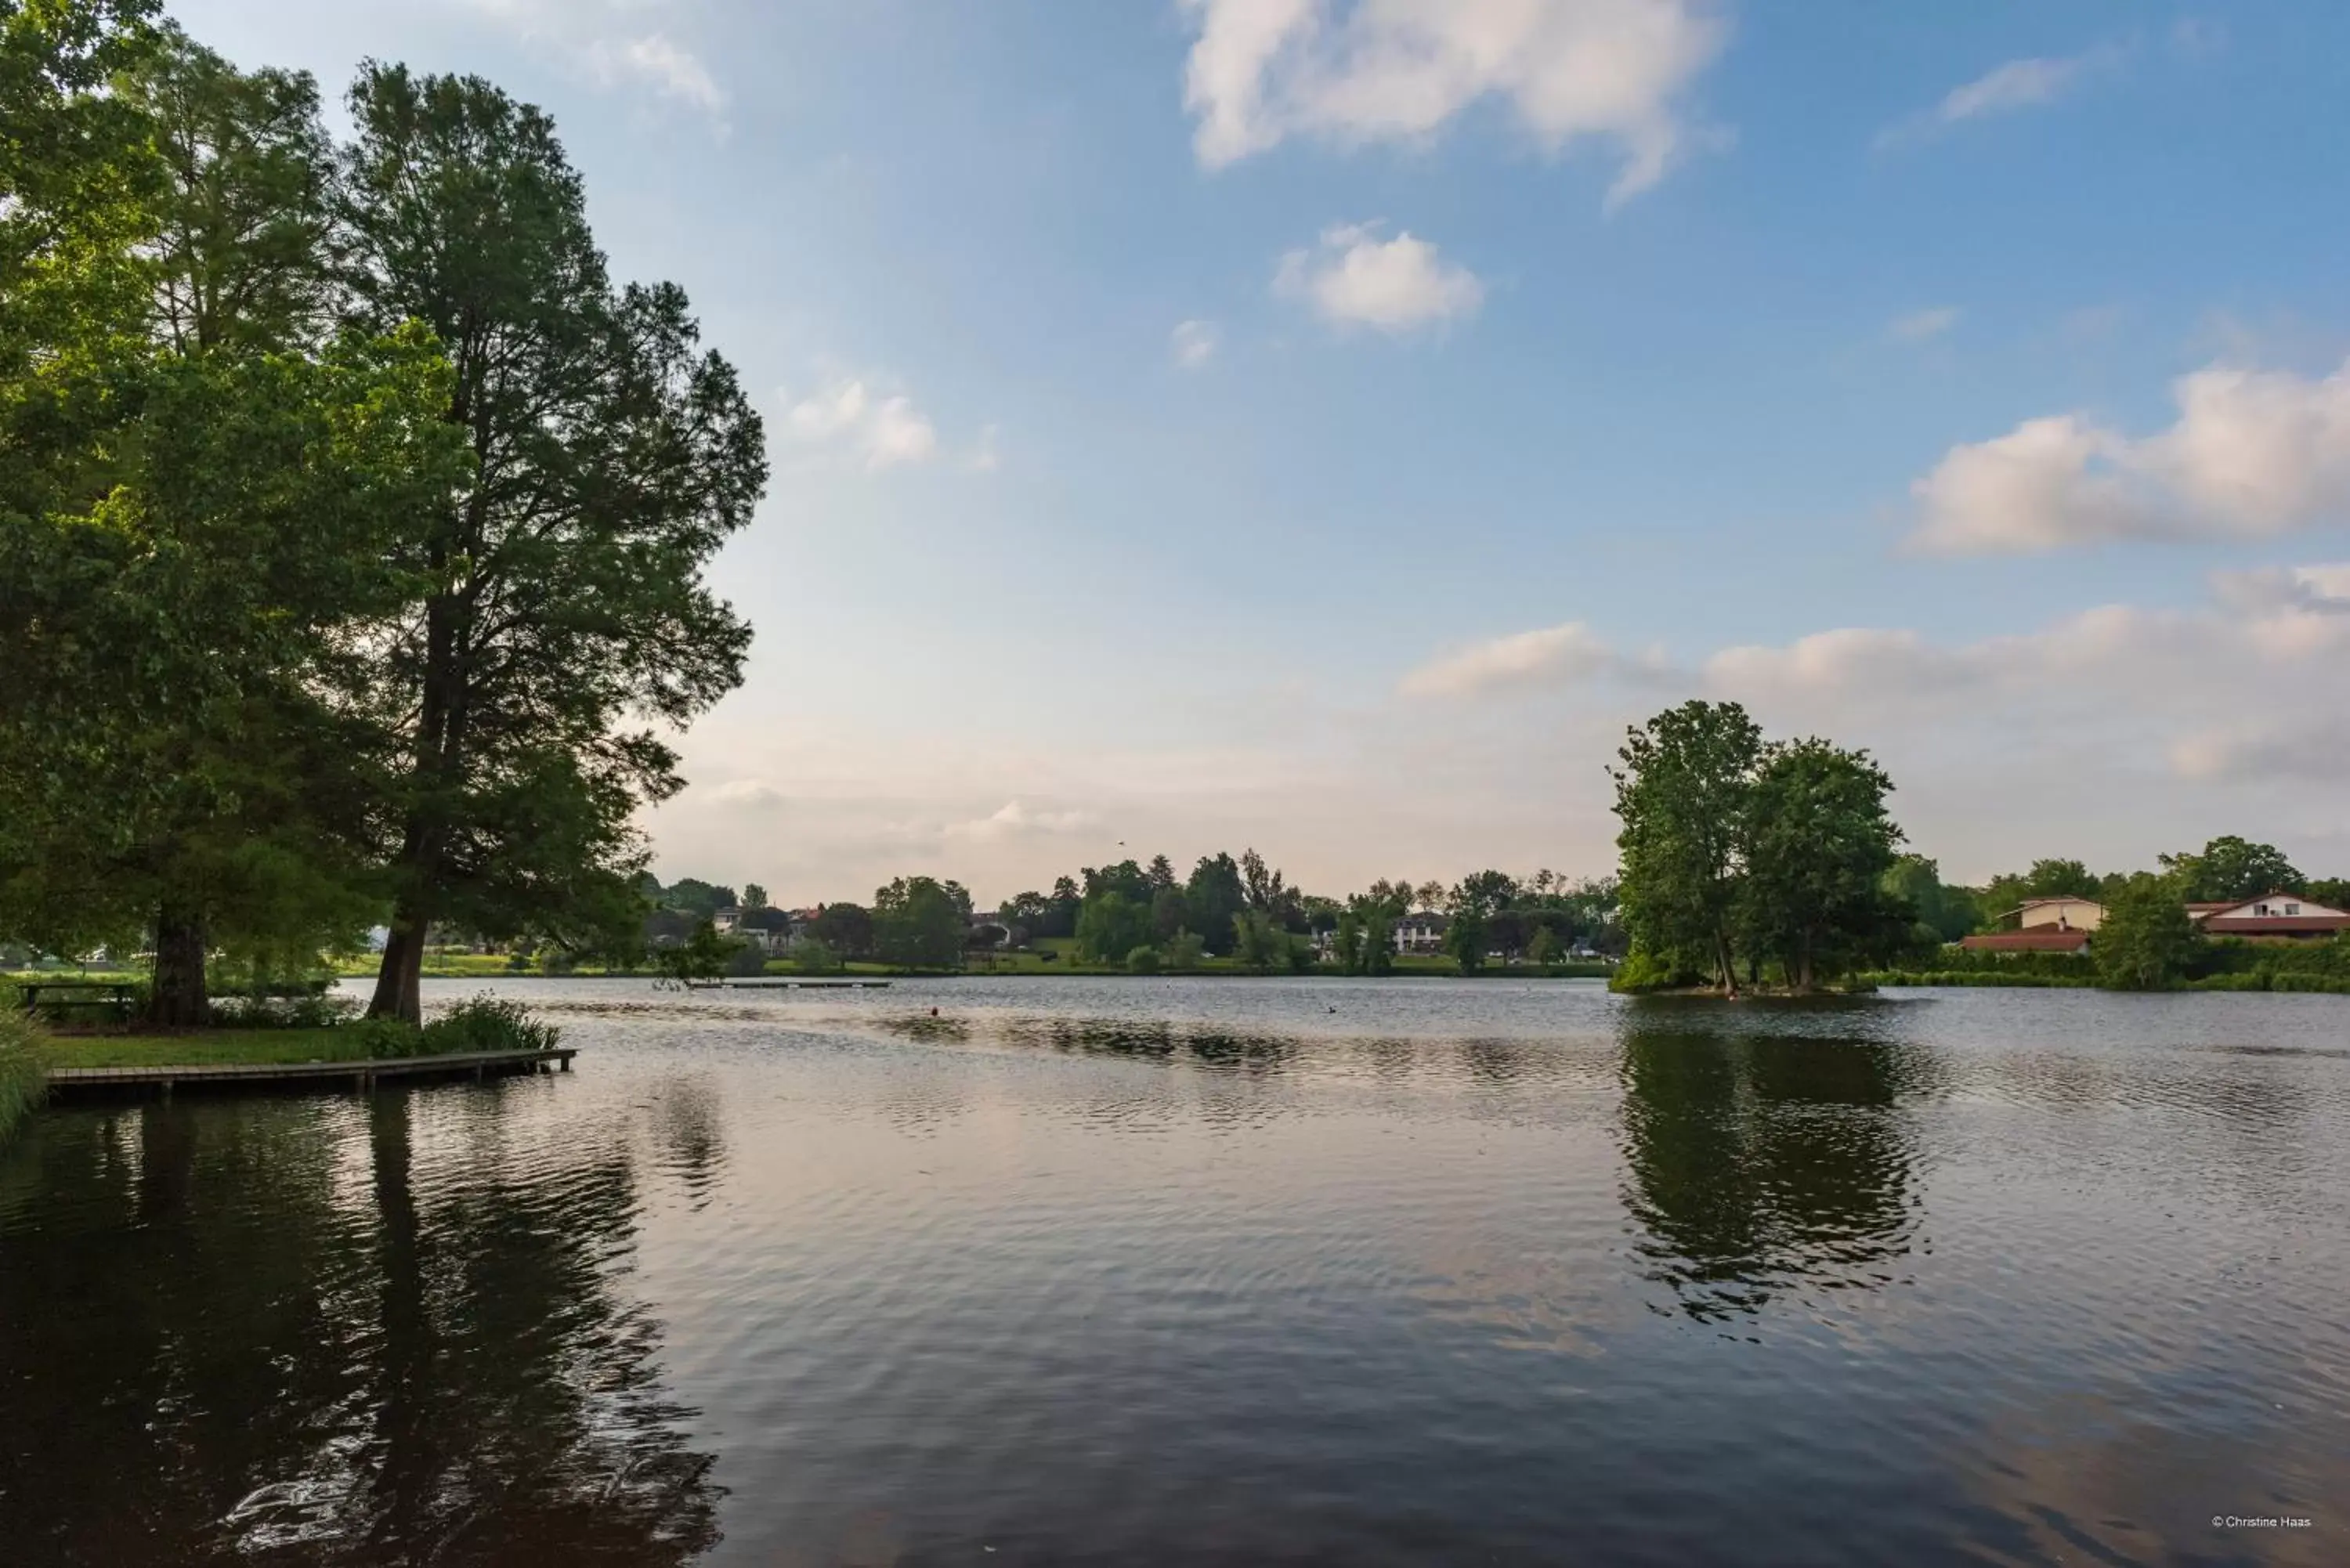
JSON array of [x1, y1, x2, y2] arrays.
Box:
[[146, 904, 210, 1029], [1715, 930, 1740, 999], [368, 585, 461, 1028], [368, 901, 427, 1024]]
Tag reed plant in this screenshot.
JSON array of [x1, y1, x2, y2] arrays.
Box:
[[0, 1009, 50, 1148]]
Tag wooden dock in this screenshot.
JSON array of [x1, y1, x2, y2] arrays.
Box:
[[45, 1048, 577, 1098]]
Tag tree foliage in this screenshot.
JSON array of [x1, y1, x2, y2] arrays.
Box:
[[2, 17, 475, 1021], [2097, 874, 2198, 990], [1737, 739, 1909, 990], [871, 877, 963, 970], [1185, 854, 1246, 957], [341, 63, 765, 1020], [1443, 907, 1488, 975], [810, 902, 872, 959], [1612, 703, 1910, 993], [1075, 890, 1150, 966], [1611, 701, 1762, 992], [2158, 836, 2303, 904]]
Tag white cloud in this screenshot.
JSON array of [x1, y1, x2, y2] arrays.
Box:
[[1939, 55, 2087, 122], [2210, 562, 2350, 617], [1182, 0, 1730, 208], [2170, 716, 2350, 784], [1702, 570, 2350, 732], [784, 378, 941, 471], [1889, 305, 1958, 344], [706, 778, 788, 809], [1705, 627, 1976, 711], [1877, 42, 2125, 150], [1909, 359, 2350, 554], [1171, 319, 1220, 369], [1277, 223, 1483, 334], [944, 800, 1099, 844], [648, 563, 2350, 904], [1401, 622, 1616, 698], [586, 34, 726, 114], [459, 1, 728, 121]]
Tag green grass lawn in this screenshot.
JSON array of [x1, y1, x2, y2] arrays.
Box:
[[42, 1028, 378, 1069]]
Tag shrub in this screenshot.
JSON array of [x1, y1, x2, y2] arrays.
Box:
[[1125, 945, 1161, 975], [422, 995, 561, 1056], [2194, 971, 2269, 992], [353, 1017, 430, 1059], [1609, 948, 1698, 994], [795, 938, 844, 976], [1878, 948, 2099, 981], [0, 1010, 48, 1147], [1856, 970, 2082, 988], [1161, 930, 1207, 973], [211, 993, 360, 1029]]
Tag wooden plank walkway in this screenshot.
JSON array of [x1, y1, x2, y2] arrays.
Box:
[[707, 978, 891, 990], [46, 1048, 577, 1096]]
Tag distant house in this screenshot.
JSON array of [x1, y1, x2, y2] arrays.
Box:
[[2189, 892, 2350, 941], [1959, 896, 2103, 956], [1394, 912, 1450, 954], [711, 906, 742, 934]]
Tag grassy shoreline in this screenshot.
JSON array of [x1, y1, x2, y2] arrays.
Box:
[[316, 958, 1624, 982], [42, 1028, 381, 1070]]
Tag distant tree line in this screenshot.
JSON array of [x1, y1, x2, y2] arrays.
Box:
[[1885, 836, 2345, 948], [630, 849, 1622, 977]]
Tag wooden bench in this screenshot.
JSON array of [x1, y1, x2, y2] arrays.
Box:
[[18, 981, 140, 1022]]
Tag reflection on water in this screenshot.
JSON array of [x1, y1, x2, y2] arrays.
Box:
[[1617, 1028, 1922, 1321], [0, 1089, 718, 1566], [3, 977, 2347, 1567]]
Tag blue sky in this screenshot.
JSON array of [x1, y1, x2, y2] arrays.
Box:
[[178, 0, 2350, 902]]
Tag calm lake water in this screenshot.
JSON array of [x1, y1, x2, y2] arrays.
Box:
[[3, 978, 2346, 1566]]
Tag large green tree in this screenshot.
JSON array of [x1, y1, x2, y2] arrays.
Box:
[[2097, 874, 2199, 990], [2, 332, 465, 1019], [1075, 890, 1151, 966], [2158, 836, 2304, 903], [1611, 700, 1762, 994], [1185, 853, 1246, 956], [2, 16, 467, 1022], [338, 66, 766, 1021], [871, 876, 964, 970], [1737, 739, 1909, 991], [1443, 906, 1488, 975], [1884, 854, 1976, 946]]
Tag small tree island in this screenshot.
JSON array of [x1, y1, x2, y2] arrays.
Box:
[[1610, 700, 1912, 996]]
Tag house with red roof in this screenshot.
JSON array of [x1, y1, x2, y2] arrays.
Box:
[[1958, 897, 2102, 956], [2187, 892, 2350, 941]]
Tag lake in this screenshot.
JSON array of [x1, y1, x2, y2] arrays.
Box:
[[2, 978, 2345, 1566]]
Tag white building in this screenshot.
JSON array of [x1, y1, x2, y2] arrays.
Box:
[[1394, 912, 1450, 954]]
